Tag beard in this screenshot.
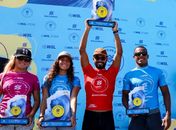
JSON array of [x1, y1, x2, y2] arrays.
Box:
[[136, 59, 148, 67], [95, 62, 106, 69]]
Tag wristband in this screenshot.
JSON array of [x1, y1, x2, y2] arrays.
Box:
[[38, 115, 44, 119], [113, 30, 118, 34]]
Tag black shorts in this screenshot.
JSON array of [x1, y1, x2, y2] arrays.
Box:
[[82, 110, 115, 130], [129, 112, 164, 130]]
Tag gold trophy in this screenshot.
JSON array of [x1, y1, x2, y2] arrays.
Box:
[[87, 0, 115, 27], [127, 87, 149, 115], [0, 95, 29, 125], [41, 90, 71, 127]]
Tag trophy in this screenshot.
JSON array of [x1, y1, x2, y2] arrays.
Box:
[[0, 95, 29, 125], [87, 0, 115, 28], [127, 86, 149, 115], [41, 90, 72, 127]]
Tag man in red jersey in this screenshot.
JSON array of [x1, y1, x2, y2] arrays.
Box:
[[79, 19, 122, 130]]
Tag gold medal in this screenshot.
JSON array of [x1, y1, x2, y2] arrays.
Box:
[[133, 97, 142, 106], [96, 6, 108, 18], [10, 106, 21, 116], [52, 105, 64, 117]]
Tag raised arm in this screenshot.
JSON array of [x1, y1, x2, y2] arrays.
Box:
[[79, 20, 92, 68], [111, 22, 123, 68]]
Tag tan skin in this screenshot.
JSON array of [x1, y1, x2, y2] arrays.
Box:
[[79, 19, 122, 70], [122, 47, 171, 130], [79, 19, 122, 112], [15, 58, 40, 126], [37, 56, 80, 128], [0, 57, 40, 126]]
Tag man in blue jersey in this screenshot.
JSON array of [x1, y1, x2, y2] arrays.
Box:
[[122, 46, 171, 130]]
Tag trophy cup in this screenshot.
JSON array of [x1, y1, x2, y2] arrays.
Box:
[[87, 0, 115, 28], [41, 90, 72, 127], [127, 86, 149, 115], [0, 95, 29, 125]]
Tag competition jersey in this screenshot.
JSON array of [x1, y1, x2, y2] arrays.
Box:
[[42, 74, 81, 96], [0, 71, 40, 116], [83, 64, 119, 111], [123, 66, 167, 110]]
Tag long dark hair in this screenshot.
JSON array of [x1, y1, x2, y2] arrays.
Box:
[[46, 57, 74, 84]]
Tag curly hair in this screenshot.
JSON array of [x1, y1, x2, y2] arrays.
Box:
[[46, 57, 74, 85]]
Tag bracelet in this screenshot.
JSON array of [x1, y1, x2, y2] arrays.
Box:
[[113, 30, 118, 34], [38, 115, 44, 119]]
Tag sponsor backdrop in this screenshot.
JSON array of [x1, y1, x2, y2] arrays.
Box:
[[0, 0, 176, 130]]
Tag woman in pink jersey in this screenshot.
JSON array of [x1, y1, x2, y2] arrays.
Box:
[[0, 47, 40, 130]]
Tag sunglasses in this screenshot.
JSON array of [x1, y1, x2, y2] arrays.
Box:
[[134, 52, 147, 57], [94, 55, 106, 61], [16, 56, 31, 62]]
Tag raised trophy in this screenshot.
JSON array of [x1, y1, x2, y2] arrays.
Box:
[[41, 90, 72, 127], [87, 0, 115, 28], [0, 95, 29, 125], [127, 86, 149, 115]]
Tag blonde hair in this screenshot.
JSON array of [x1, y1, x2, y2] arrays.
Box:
[[3, 56, 16, 74], [0, 55, 30, 87], [0, 56, 15, 87]]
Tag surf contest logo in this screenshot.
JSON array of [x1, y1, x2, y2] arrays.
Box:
[[104, 46, 124, 71]]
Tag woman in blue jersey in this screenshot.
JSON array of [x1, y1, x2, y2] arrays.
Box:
[[37, 51, 81, 130]]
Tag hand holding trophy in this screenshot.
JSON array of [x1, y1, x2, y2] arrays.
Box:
[[127, 87, 149, 115], [0, 95, 29, 125], [87, 0, 115, 27], [41, 90, 72, 127]]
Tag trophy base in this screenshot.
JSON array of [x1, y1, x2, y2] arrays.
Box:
[[0, 118, 29, 125], [87, 20, 115, 28], [127, 108, 149, 115], [41, 121, 72, 127]]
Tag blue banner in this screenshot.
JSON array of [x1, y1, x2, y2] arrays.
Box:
[[0, 0, 176, 129]]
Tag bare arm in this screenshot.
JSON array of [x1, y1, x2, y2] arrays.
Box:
[[160, 85, 171, 130], [39, 87, 48, 116], [37, 87, 48, 128], [79, 20, 91, 68], [70, 87, 80, 127], [122, 90, 129, 109], [111, 22, 123, 68], [27, 89, 40, 125]]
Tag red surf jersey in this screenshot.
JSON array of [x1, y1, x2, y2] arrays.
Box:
[[83, 64, 119, 111]]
